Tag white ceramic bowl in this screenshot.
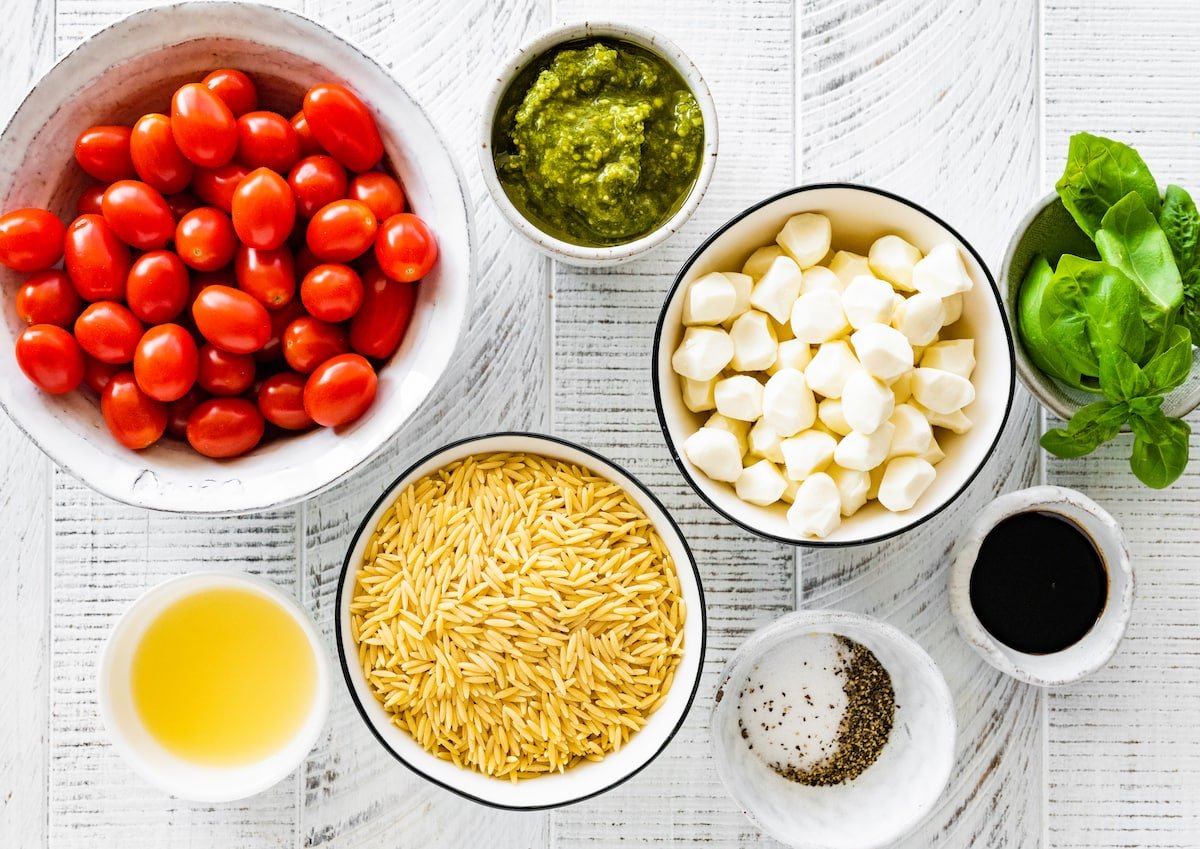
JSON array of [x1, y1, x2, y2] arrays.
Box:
[[711, 611, 956, 849], [97, 570, 331, 802], [653, 184, 1016, 546], [0, 1, 472, 513], [335, 432, 706, 809], [478, 21, 718, 267], [949, 484, 1134, 686]]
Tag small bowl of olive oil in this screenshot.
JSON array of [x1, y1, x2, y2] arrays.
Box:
[[949, 485, 1134, 686], [97, 571, 331, 801]]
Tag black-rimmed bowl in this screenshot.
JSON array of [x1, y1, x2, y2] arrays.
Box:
[[335, 432, 706, 810], [652, 184, 1015, 547]]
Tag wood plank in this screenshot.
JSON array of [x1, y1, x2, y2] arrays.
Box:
[[549, 1, 797, 845], [1043, 4, 1200, 844], [799, 0, 1044, 846]]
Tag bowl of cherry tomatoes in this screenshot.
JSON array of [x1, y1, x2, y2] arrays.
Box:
[[0, 2, 472, 513]]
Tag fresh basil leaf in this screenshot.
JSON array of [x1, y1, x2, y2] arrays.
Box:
[[1040, 401, 1127, 458], [1040, 255, 1144, 378], [1080, 259, 1145, 360], [1129, 409, 1190, 488], [1056, 132, 1160, 237], [1098, 347, 1150, 402], [1160, 184, 1200, 272], [1143, 323, 1193, 393], [1128, 394, 1164, 416], [1017, 254, 1088, 388], [1178, 266, 1200, 345], [1095, 192, 1183, 324]]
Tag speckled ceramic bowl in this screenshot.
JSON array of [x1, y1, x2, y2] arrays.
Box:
[[478, 21, 718, 267], [0, 2, 472, 513], [711, 611, 956, 849]]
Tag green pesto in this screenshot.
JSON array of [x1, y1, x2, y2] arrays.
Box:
[[493, 39, 705, 247]]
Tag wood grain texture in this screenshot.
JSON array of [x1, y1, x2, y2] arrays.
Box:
[[799, 1, 1045, 846], [1043, 3, 1200, 845]]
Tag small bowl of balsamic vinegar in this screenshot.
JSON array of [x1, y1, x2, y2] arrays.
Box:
[[949, 485, 1133, 686]]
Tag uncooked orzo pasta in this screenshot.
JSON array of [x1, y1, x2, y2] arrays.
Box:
[[349, 451, 686, 781]]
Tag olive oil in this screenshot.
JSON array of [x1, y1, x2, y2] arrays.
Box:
[[130, 586, 317, 766], [969, 511, 1107, 655]]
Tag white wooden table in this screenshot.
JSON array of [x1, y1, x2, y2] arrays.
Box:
[[2, 0, 1198, 846]]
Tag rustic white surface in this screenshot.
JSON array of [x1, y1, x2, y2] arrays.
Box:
[[0, 0, 1196, 847]]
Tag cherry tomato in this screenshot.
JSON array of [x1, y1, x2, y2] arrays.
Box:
[[202, 69, 258, 117], [288, 155, 347, 219], [101, 180, 175, 250], [74, 301, 144, 364], [191, 162, 250, 212], [171, 83, 238, 168], [175, 207, 237, 272], [291, 110, 323, 157], [302, 84, 383, 172], [83, 356, 122, 394], [282, 315, 349, 374], [16, 270, 82, 327], [254, 298, 305, 363], [130, 113, 194, 195], [349, 172, 405, 221], [166, 386, 207, 439], [77, 185, 106, 217], [0, 208, 66, 272], [235, 244, 295, 308], [350, 265, 415, 359], [301, 263, 362, 322], [303, 353, 377, 427], [374, 212, 437, 282], [197, 343, 255, 396], [307, 199, 376, 262], [64, 214, 131, 301], [127, 251, 190, 323], [166, 191, 202, 220], [192, 285, 271, 354], [186, 397, 264, 458], [236, 111, 301, 173], [74, 125, 135, 182], [231, 167, 295, 250], [257, 372, 313, 430], [15, 325, 85, 394], [133, 323, 198, 402], [101, 372, 167, 449]]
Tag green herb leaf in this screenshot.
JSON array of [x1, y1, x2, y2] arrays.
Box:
[[1128, 408, 1191, 488], [1039, 255, 1144, 378], [1098, 348, 1150, 403], [1160, 184, 1200, 272], [1129, 394, 1164, 416], [1095, 192, 1183, 325], [1040, 401, 1128, 458], [1056, 132, 1161, 237], [1143, 324, 1193, 393], [1178, 266, 1200, 345], [1016, 254, 1088, 388]]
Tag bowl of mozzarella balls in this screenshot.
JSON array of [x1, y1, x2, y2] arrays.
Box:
[[652, 185, 1015, 545]]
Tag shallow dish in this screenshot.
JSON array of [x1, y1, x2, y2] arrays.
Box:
[[711, 610, 956, 849], [652, 184, 1015, 546], [335, 431, 706, 810], [478, 21, 718, 267], [0, 1, 472, 513]]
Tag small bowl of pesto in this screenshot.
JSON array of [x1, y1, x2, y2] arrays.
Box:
[[480, 22, 718, 266]]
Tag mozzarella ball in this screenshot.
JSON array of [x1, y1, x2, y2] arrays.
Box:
[[911, 367, 975, 414], [791, 290, 850, 344], [805, 340, 859, 399], [768, 339, 812, 375], [683, 272, 737, 326], [762, 368, 816, 436], [780, 430, 837, 481], [912, 243, 973, 297], [914, 402, 972, 434], [920, 339, 975, 379], [877, 456, 937, 512], [833, 421, 895, 471], [725, 272, 754, 324], [729, 310, 778, 372], [684, 428, 743, 483], [888, 403, 934, 457], [841, 370, 895, 435], [892, 369, 913, 403], [842, 276, 896, 330], [868, 235, 923, 291], [751, 256, 804, 324], [777, 213, 832, 269], [892, 292, 945, 346], [799, 266, 843, 295], [715, 374, 765, 422], [849, 323, 914, 382], [705, 412, 751, 455], [942, 292, 964, 326], [742, 245, 783, 280], [829, 250, 872, 287], [827, 464, 870, 517], [818, 397, 852, 435], [672, 326, 734, 381], [736, 459, 789, 506], [918, 435, 946, 466], [749, 418, 786, 464], [786, 473, 842, 538], [681, 376, 717, 413]]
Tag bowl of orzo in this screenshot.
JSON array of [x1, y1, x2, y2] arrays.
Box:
[[336, 432, 705, 809]]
